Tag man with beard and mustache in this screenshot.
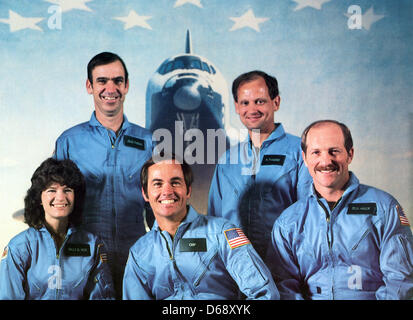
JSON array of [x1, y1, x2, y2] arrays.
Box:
[[53, 52, 153, 298], [122, 154, 279, 300], [208, 70, 312, 261], [267, 120, 413, 300]]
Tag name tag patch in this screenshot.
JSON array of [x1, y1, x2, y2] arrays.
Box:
[[179, 238, 207, 252], [261, 154, 285, 166], [65, 244, 91, 256], [347, 203, 377, 215], [124, 135, 145, 150]]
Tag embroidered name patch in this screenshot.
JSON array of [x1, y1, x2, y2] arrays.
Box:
[[261, 154, 286, 166], [347, 203, 377, 215], [224, 228, 250, 249], [124, 135, 145, 150], [64, 244, 91, 256], [179, 238, 207, 252]]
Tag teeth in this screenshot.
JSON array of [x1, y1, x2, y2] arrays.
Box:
[[53, 204, 67, 208], [319, 169, 336, 173], [160, 200, 175, 204], [102, 96, 117, 100]]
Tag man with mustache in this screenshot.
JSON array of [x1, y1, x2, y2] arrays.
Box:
[[267, 120, 413, 299], [122, 154, 279, 300], [53, 52, 153, 298], [208, 70, 312, 261]]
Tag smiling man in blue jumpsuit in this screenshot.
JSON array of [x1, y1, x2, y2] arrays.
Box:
[[123, 154, 279, 300], [208, 70, 312, 260], [53, 52, 153, 298], [267, 120, 413, 300]]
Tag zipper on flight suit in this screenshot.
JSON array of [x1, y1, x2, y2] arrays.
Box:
[[54, 234, 70, 299], [317, 198, 333, 259], [316, 197, 342, 300], [160, 232, 174, 260], [108, 130, 121, 255]]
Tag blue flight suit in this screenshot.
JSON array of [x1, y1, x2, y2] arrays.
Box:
[[0, 226, 115, 300], [208, 123, 312, 259], [267, 173, 413, 300], [53, 111, 153, 295], [122, 206, 279, 300]]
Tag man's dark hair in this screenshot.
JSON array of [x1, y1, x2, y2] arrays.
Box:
[[301, 120, 354, 154], [87, 52, 129, 85], [24, 158, 86, 229], [140, 153, 193, 198], [232, 70, 279, 102]]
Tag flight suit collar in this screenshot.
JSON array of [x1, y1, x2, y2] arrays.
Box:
[[88, 111, 132, 130], [309, 172, 360, 201], [152, 205, 199, 233], [244, 122, 285, 147], [38, 225, 76, 237]]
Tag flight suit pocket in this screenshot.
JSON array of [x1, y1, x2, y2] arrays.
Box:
[[153, 285, 173, 300], [349, 227, 379, 267], [192, 247, 218, 287]]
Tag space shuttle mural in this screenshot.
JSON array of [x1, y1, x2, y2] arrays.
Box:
[[12, 30, 236, 222], [146, 30, 234, 214]]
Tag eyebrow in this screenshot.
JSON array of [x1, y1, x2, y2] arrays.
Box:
[[95, 76, 125, 82], [150, 177, 184, 183]]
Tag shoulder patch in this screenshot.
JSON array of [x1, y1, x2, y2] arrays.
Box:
[[396, 205, 410, 226], [97, 243, 108, 263], [1, 246, 8, 260], [224, 228, 250, 249]]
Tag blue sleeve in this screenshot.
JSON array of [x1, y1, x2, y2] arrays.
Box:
[[219, 222, 280, 300], [207, 164, 222, 217], [266, 221, 305, 300], [376, 201, 413, 300], [87, 242, 116, 300], [122, 249, 153, 300], [0, 245, 27, 300]]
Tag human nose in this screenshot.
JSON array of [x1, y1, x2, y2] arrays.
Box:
[[54, 190, 66, 201], [161, 183, 174, 195], [105, 80, 118, 92]]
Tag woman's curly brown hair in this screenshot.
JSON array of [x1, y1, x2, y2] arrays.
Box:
[[24, 158, 86, 229]]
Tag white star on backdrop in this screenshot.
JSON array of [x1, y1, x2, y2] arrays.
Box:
[[292, 0, 331, 11], [229, 9, 269, 32], [360, 7, 385, 31], [0, 10, 44, 32], [344, 6, 385, 31], [113, 10, 152, 30], [174, 0, 203, 8], [44, 0, 93, 13]]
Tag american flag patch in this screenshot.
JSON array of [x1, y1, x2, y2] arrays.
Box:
[[397, 205, 410, 226], [224, 228, 250, 249], [97, 243, 108, 263]]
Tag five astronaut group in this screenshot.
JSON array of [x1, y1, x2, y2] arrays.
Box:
[[1, 52, 412, 300]]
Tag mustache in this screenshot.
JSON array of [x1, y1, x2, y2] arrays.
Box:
[[315, 163, 338, 171]]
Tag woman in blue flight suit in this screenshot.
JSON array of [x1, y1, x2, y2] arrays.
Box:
[[0, 158, 115, 299]]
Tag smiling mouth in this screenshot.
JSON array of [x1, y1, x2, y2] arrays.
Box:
[[160, 199, 176, 204], [51, 204, 69, 208], [316, 166, 338, 174], [246, 113, 262, 120], [101, 95, 120, 101]]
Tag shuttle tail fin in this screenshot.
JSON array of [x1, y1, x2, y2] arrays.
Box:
[[185, 29, 192, 54]]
